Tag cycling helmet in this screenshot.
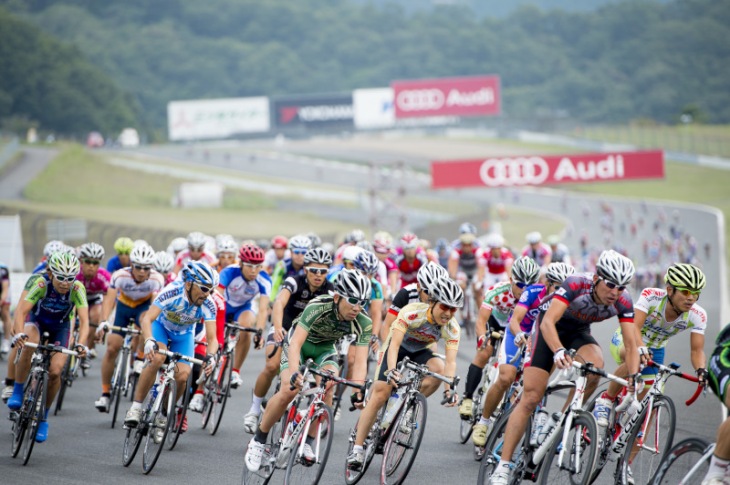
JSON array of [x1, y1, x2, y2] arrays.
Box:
[[216, 238, 238, 255], [215, 233, 234, 248], [595, 249, 635, 286], [400, 232, 419, 250], [459, 222, 477, 235], [485, 234, 505, 249], [511, 256, 541, 285], [334, 269, 371, 300], [43, 240, 66, 258], [289, 235, 312, 251], [347, 229, 366, 244], [417, 261, 449, 293], [48, 251, 80, 278], [271, 235, 288, 249], [130, 244, 156, 265], [547, 235, 561, 246], [664, 263, 706, 291], [307, 232, 322, 248], [429, 277, 465, 308], [373, 231, 393, 253], [304, 247, 333, 266], [257, 238, 271, 251], [239, 244, 265, 264], [182, 260, 217, 287], [321, 242, 335, 257], [356, 240, 374, 253], [133, 239, 148, 248], [460, 233, 476, 245], [187, 231, 207, 249], [154, 251, 175, 273], [435, 238, 450, 253], [168, 237, 188, 254], [342, 245, 363, 264], [78, 242, 105, 260], [525, 231, 542, 244], [113, 237, 134, 254], [355, 250, 379, 276], [545, 262, 576, 285]]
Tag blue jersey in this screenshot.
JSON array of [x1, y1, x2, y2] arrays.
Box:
[[218, 266, 271, 309], [107, 255, 124, 274], [153, 280, 216, 335], [32, 261, 48, 274], [515, 284, 547, 333]]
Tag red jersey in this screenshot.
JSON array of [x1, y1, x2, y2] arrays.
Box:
[[483, 248, 514, 275]]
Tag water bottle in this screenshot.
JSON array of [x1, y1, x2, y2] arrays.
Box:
[[618, 399, 642, 428], [530, 409, 549, 446], [287, 409, 305, 436], [538, 412, 562, 445], [151, 383, 159, 401], [381, 392, 402, 429]]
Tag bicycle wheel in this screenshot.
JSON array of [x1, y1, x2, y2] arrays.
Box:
[[381, 392, 428, 485], [538, 410, 599, 485], [22, 372, 47, 466], [477, 407, 522, 485], [122, 425, 144, 466], [344, 423, 379, 485], [111, 349, 127, 428], [209, 352, 233, 435], [166, 373, 192, 450], [128, 372, 138, 402], [11, 377, 36, 458], [585, 386, 616, 485], [242, 426, 280, 485], [142, 381, 177, 474], [650, 437, 712, 484], [54, 356, 72, 415], [460, 385, 480, 444], [616, 395, 676, 485], [284, 405, 334, 485]]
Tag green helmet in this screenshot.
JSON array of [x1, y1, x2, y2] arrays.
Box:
[[664, 263, 706, 291], [48, 251, 80, 278], [113, 237, 134, 254]]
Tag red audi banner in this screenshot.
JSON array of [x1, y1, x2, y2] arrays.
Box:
[[392, 75, 501, 118], [431, 150, 664, 189]]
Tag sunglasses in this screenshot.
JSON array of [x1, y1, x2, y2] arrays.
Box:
[[305, 267, 328, 275], [54, 274, 76, 282], [437, 302, 458, 313], [514, 282, 528, 289], [196, 283, 213, 294], [600, 277, 626, 292], [189, 246, 205, 252], [292, 249, 308, 255], [673, 286, 701, 296], [132, 264, 152, 271], [344, 296, 368, 307], [241, 262, 262, 270], [83, 259, 100, 265]]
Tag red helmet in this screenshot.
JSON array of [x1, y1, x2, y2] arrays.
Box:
[[400, 232, 419, 250], [239, 244, 265, 264], [271, 235, 288, 249]]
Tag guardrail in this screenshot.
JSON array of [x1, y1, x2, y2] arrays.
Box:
[[0, 137, 20, 171]]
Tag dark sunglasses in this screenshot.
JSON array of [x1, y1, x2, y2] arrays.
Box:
[[438, 302, 458, 312], [514, 282, 528, 289], [292, 249, 307, 255], [305, 267, 328, 275], [132, 264, 152, 271], [196, 283, 213, 293], [54, 274, 76, 282], [600, 277, 626, 292], [673, 286, 701, 296], [83, 259, 100, 265], [344, 296, 368, 307]]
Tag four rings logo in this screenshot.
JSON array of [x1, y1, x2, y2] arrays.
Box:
[[396, 89, 445, 111], [479, 157, 550, 187]]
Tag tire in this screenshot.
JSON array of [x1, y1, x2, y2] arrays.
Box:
[[344, 422, 379, 485], [166, 373, 192, 450], [380, 392, 428, 485], [284, 405, 334, 485], [615, 395, 676, 485], [209, 352, 233, 436], [538, 410, 599, 485], [477, 407, 517, 484], [142, 380, 177, 474], [650, 437, 712, 484], [128, 372, 138, 402], [11, 374, 35, 459], [111, 349, 127, 429], [584, 386, 616, 485], [54, 356, 72, 415], [332, 355, 349, 422], [242, 427, 279, 485], [22, 372, 47, 466]]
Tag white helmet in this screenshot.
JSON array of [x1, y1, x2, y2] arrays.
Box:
[[511, 256, 541, 285], [596, 250, 635, 286], [216, 238, 238, 255], [43, 240, 66, 258], [154, 251, 175, 273], [133, 239, 149, 248], [342, 245, 363, 263], [335, 269, 371, 301], [526, 231, 542, 244], [187, 231, 207, 249], [168, 237, 188, 254], [130, 244, 156, 266], [545, 262, 575, 285], [215, 234, 235, 248], [78, 242, 105, 260], [485, 234, 505, 249], [417, 261, 448, 294], [429, 277, 465, 308], [289, 234, 312, 251]]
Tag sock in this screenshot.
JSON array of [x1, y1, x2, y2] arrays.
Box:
[[600, 390, 617, 401], [13, 382, 24, 395], [5, 378, 14, 386], [250, 394, 264, 414], [102, 393, 110, 398], [44, 408, 49, 420], [497, 459, 513, 470], [254, 427, 269, 444], [131, 401, 143, 411], [352, 445, 364, 454], [194, 390, 204, 396], [464, 364, 483, 399], [478, 416, 492, 426], [233, 368, 240, 374], [305, 435, 315, 446], [706, 455, 730, 479]]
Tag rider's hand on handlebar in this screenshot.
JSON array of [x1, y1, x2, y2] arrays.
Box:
[[369, 335, 380, 354], [696, 367, 709, 387], [289, 371, 304, 390], [441, 389, 458, 407], [273, 327, 286, 343], [253, 330, 264, 350], [385, 369, 402, 386], [95, 321, 110, 341], [553, 347, 572, 369], [204, 354, 217, 376], [75, 344, 89, 358], [12, 333, 28, 348], [350, 391, 365, 410], [477, 334, 487, 350], [144, 338, 158, 361], [513, 331, 527, 347]]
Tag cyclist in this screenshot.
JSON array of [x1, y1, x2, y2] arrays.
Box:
[[459, 257, 540, 419], [153, 251, 176, 285], [592, 262, 708, 426], [1, 260, 10, 355], [107, 237, 134, 274], [393, 232, 428, 292], [471, 262, 575, 447], [123, 261, 219, 427], [218, 244, 271, 389], [94, 244, 165, 412], [270, 234, 311, 300], [242, 247, 334, 433], [215, 237, 238, 273], [704, 322, 730, 484], [263, 235, 289, 275], [173, 231, 217, 275], [333, 229, 366, 265], [76, 242, 111, 359], [167, 237, 188, 258], [547, 234, 572, 265], [8, 252, 89, 443], [373, 231, 397, 303], [521, 231, 552, 267], [347, 276, 463, 470], [244, 269, 372, 472], [31, 240, 68, 275], [482, 234, 514, 289], [489, 250, 637, 484], [448, 226, 485, 310]]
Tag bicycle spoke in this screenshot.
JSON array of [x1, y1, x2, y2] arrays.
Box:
[[142, 381, 176, 474], [285, 405, 334, 485], [652, 437, 712, 484], [539, 411, 598, 485], [381, 393, 428, 485]]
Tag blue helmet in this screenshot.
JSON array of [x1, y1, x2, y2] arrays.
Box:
[[182, 260, 218, 287]]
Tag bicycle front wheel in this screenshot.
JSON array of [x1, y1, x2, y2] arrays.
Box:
[[381, 392, 428, 485], [344, 422, 378, 485], [209, 352, 233, 435], [617, 395, 676, 485], [538, 410, 599, 485], [242, 428, 280, 485], [650, 437, 712, 484], [142, 381, 177, 474], [22, 372, 47, 466], [111, 349, 128, 429], [54, 356, 72, 415], [285, 405, 334, 485], [166, 372, 192, 450], [477, 407, 518, 484]]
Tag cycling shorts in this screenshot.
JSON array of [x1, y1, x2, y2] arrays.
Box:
[[26, 321, 72, 348], [87, 294, 104, 307], [487, 314, 505, 334], [375, 343, 437, 383], [498, 327, 525, 368], [226, 300, 255, 321], [280, 339, 338, 373], [151, 319, 194, 367], [530, 326, 598, 373], [610, 328, 664, 377], [112, 300, 151, 337]]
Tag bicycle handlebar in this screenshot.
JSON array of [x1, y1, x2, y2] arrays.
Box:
[[398, 357, 460, 389], [110, 325, 141, 335], [225, 323, 261, 334], [291, 359, 369, 394], [646, 360, 703, 406], [266, 341, 283, 359], [23, 341, 79, 357], [156, 349, 205, 367]]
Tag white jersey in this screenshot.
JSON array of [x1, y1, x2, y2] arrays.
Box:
[[153, 280, 216, 335], [264, 248, 289, 272], [634, 287, 707, 349]]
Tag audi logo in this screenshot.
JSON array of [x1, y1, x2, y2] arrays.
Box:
[[396, 89, 445, 111], [479, 157, 550, 187]]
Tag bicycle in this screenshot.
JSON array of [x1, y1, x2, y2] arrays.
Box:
[[332, 333, 357, 421], [54, 325, 83, 415], [122, 349, 204, 475], [650, 437, 715, 484], [242, 358, 368, 485], [105, 320, 141, 428], [459, 277, 479, 340], [585, 359, 703, 485], [200, 322, 260, 435], [10, 335, 79, 466]]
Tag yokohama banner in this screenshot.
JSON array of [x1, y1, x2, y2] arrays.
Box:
[[392, 75, 500, 118], [431, 150, 664, 189], [273, 93, 353, 129]]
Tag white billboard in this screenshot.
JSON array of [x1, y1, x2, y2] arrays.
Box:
[[167, 97, 270, 141], [353, 88, 395, 130]]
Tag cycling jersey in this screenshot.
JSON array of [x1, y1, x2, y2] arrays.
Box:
[[551, 274, 634, 332], [388, 283, 420, 317], [449, 243, 484, 278], [270, 258, 304, 299], [110, 267, 165, 308], [394, 249, 428, 287], [483, 248, 514, 275], [32, 260, 48, 274], [106, 255, 124, 274], [279, 274, 334, 331], [521, 242, 552, 266], [24, 274, 88, 327], [195, 291, 226, 355], [218, 266, 271, 310], [76, 268, 111, 305], [633, 287, 707, 348], [708, 323, 730, 404], [389, 302, 460, 353], [293, 295, 372, 347], [153, 280, 217, 335], [550, 243, 571, 264], [481, 281, 518, 326], [174, 249, 216, 268], [263, 248, 289, 273], [514, 283, 548, 333]]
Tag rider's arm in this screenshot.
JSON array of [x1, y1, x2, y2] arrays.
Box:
[[203, 318, 219, 355], [447, 252, 458, 279], [100, 286, 118, 322], [350, 344, 369, 390], [73, 284, 90, 346], [475, 305, 492, 339], [272, 288, 291, 334], [689, 332, 706, 372], [0, 279, 8, 302], [139, 305, 163, 342], [388, 269, 399, 296], [386, 326, 406, 373], [287, 324, 308, 372], [619, 318, 640, 377], [13, 299, 33, 335], [369, 298, 383, 341], [537, 298, 569, 353], [508, 304, 529, 339], [443, 346, 458, 392], [256, 295, 269, 332]]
